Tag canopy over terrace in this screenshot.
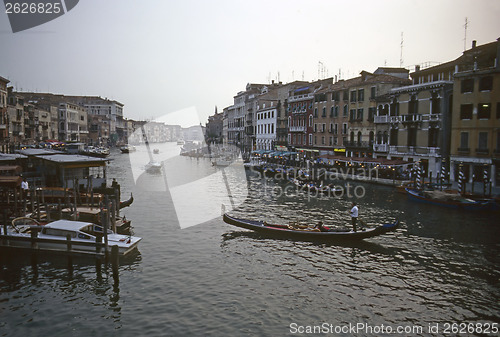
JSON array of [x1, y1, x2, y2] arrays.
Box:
[[35, 154, 110, 189], [318, 154, 412, 168]]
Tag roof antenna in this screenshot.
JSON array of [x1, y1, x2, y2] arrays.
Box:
[[400, 32, 404, 68], [463, 17, 468, 51]]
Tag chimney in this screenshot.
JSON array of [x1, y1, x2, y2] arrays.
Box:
[[497, 38, 500, 70], [415, 65, 421, 72], [472, 40, 477, 48]]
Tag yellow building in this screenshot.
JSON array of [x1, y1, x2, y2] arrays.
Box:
[[450, 38, 500, 188]]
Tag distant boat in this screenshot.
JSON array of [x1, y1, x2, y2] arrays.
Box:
[[405, 188, 495, 211], [153, 148, 160, 154], [82, 146, 110, 158], [120, 145, 136, 153], [145, 161, 162, 174]]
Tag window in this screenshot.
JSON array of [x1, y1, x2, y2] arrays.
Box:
[[390, 128, 398, 146], [330, 106, 334, 117], [335, 106, 339, 117], [321, 136, 325, 145], [478, 132, 488, 151], [407, 127, 417, 147], [459, 132, 469, 150], [431, 92, 440, 114], [343, 90, 349, 101], [409, 95, 418, 114], [342, 123, 347, 134], [497, 102, 500, 119], [461, 79, 474, 93], [478, 103, 491, 119], [368, 107, 375, 121], [370, 87, 376, 99], [350, 90, 357, 102], [308, 134, 312, 145], [357, 108, 363, 121], [334, 123, 338, 135], [428, 128, 439, 147], [314, 108, 318, 118], [460, 104, 473, 119], [343, 105, 348, 117], [358, 89, 364, 102], [322, 123, 326, 132], [350, 109, 356, 121], [479, 76, 493, 91], [309, 115, 313, 127], [314, 123, 317, 132], [322, 107, 326, 117]]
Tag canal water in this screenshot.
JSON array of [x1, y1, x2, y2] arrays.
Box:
[[1, 142, 499, 336]]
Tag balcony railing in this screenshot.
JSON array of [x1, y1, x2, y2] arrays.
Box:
[[288, 93, 314, 103], [289, 126, 305, 132], [345, 140, 372, 149], [374, 114, 441, 124], [476, 148, 489, 155], [373, 143, 389, 152], [389, 146, 440, 156]]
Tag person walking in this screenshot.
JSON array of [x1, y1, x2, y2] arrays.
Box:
[[350, 201, 358, 232]]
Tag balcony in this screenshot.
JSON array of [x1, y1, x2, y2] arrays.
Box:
[[389, 146, 440, 157], [288, 93, 314, 103], [373, 143, 389, 152], [402, 114, 422, 123], [374, 115, 388, 123], [289, 126, 305, 132], [476, 148, 489, 155], [345, 140, 372, 149]]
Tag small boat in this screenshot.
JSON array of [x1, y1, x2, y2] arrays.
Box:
[[119, 193, 134, 209], [223, 214, 399, 242], [153, 148, 160, 154], [120, 145, 136, 153], [405, 188, 495, 211], [145, 161, 162, 174], [82, 146, 110, 158], [1, 218, 141, 256]]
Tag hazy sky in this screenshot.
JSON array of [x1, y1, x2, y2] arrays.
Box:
[[1, 0, 499, 126]]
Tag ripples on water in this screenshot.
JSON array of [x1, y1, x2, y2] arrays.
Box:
[[1, 143, 499, 336]]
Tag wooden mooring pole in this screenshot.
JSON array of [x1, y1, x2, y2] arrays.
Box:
[[111, 245, 119, 287]]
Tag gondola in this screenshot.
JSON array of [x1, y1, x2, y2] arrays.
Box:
[[119, 193, 134, 209], [405, 188, 495, 211], [222, 214, 399, 242]]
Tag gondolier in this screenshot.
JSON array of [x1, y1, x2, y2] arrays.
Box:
[[350, 202, 358, 232]]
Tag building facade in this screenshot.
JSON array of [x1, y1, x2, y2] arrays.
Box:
[[450, 39, 500, 187], [0, 76, 9, 147]]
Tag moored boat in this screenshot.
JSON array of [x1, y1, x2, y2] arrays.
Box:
[[405, 188, 495, 211], [223, 214, 399, 242], [1, 218, 141, 256], [120, 145, 136, 153]]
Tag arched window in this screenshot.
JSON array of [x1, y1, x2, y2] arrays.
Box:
[[357, 131, 362, 143]]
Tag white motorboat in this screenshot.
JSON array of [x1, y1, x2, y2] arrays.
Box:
[[1, 218, 141, 256], [145, 161, 162, 174]]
